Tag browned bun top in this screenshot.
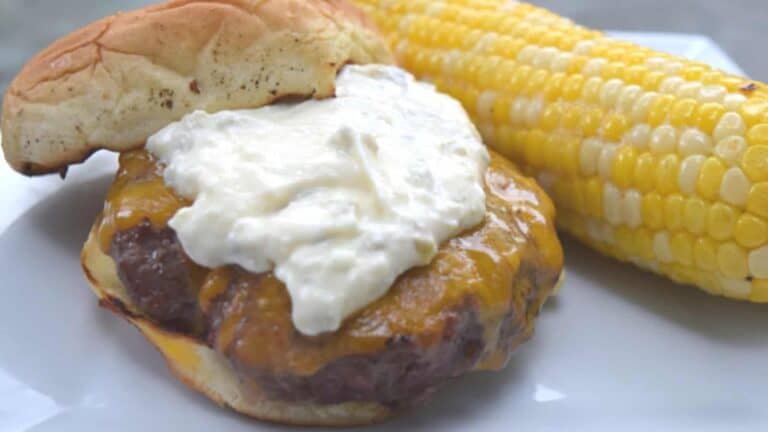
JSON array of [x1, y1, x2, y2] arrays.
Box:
[[0, 0, 393, 175]]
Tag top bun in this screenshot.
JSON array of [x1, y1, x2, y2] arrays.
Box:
[[0, 0, 392, 175]]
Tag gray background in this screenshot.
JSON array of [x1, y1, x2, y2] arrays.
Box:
[[1, 0, 766, 97]]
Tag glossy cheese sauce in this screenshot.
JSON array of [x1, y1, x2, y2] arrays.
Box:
[[144, 65, 489, 335]]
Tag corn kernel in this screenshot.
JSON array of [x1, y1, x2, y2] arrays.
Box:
[[678, 155, 706, 195], [747, 182, 768, 218], [699, 85, 728, 104], [653, 231, 674, 263], [581, 76, 604, 104], [683, 65, 706, 81], [720, 277, 752, 299], [655, 154, 680, 195], [643, 71, 666, 91], [598, 145, 618, 181], [492, 97, 511, 124], [678, 129, 713, 156], [634, 153, 656, 192], [708, 202, 738, 240], [581, 107, 604, 137], [540, 102, 563, 130], [582, 57, 607, 77], [602, 113, 629, 141], [713, 112, 747, 143], [599, 79, 624, 108], [664, 194, 685, 231], [648, 94, 676, 126], [579, 138, 601, 175], [694, 237, 718, 271], [720, 167, 751, 207], [524, 97, 545, 126], [631, 92, 658, 123], [642, 193, 664, 229], [746, 124, 768, 146], [669, 98, 698, 127], [603, 182, 623, 224], [617, 85, 644, 113], [718, 242, 749, 279], [697, 157, 726, 200], [615, 226, 635, 256], [748, 245, 768, 278], [740, 98, 768, 126], [624, 124, 651, 150], [684, 197, 708, 235], [677, 82, 703, 100], [660, 76, 685, 94], [741, 145, 768, 182], [585, 177, 604, 218], [508, 65, 533, 94], [694, 102, 726, 135], [613, 146, 637, 188], [751, 279, 768, 302], [562, 74, 585, 100], [649, 125, 678, 154], [562, 104, 584, 130], [714, 136, 748, 166], [622, 190, 642, 228], [735, 213, 768, 248], [670, 232, 694, 266], [634, 228, 655, 261]]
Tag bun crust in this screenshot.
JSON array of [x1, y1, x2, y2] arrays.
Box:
[[81, 224, 392, 426], [1, 0, 392, 175]]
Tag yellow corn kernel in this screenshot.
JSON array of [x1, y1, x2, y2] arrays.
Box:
[[615, 226, 635, 256], [694, 102, 726, 134], [580, 107, 604, 137], [642, 193, 664, 230], [669, 98, 699, 127], [684, 197, 708, 235], [670, 232, 694, 266], [734, 213, 768, 248], [560, 136, 581, 178], [634, 228, 655, 261], [648, 94, 676, 126], [655, 154, 680, 195], [543, 73, 567, 101], [747, 182, 768, 218], [697, 157, 726, 200], [741, 145, 768, 182], [749, 246, 768, 278], [634, 153, 656, 192], [717, 242, 749, 279], [540, 103, 564, 131], [751, 279, 768, 302], [562, 74, 586, 100], [585, 178, 603, 218], [746, 124, 768, 145], [708, 202, 738, 241], [664, 194, 685, 231], [740, 98, 768, 126], [694, 237, 718, 271], [643, 71, 666, 91], [612, 146, 637, 188], [602, 113, 630, 141]]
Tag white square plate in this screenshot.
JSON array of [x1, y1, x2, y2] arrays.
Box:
[[1, 32, 766, 432]]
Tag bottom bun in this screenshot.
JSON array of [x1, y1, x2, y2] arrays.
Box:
[[81, 224, 392, 426]]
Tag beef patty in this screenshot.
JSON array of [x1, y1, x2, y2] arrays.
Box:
[[100, 149, 563, 408]]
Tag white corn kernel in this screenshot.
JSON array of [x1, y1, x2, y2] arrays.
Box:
[[579, 138, 601, 175], [583, 58, 607, 76], [699, 85, 727, 104], [720, 167, 751, 207], [719, 277, 752, 298], [533, 46, 559, 69], [552, 52, 574, 73], [473, 33, 498, 53], [678, 155, 706, 194], [618, 85, 644, 113], [573, 40, 596, 55], [650, 125, 679, 154], [663, 61, 683, 75], [598, 145, 618, 180], [510, 97, 528, 124], [525, 97, 545, 126], [713, 112, 746, 142], [714, 136, 748, 166], [749, 246, 768, 279], [679, 129, 713, 156], [631, 92, 658, 123], [624, 124, 652, 150], [645, 57, 667, 71], [517, 45, 538, 65], [654, 232, 675, 263], [659, 76, 685, 94], [723, 93, 747, 111], [599, 79, 624, 108], [623, 190, 643, 228], [603, 183, 623, 225], [476, 91, 497, 119], [677, 82, 703, 100]]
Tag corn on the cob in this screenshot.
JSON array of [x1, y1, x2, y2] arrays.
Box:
[[354, 0, 768, 301]]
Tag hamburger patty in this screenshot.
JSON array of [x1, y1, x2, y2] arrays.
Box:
[[100, 149, 563, 407]]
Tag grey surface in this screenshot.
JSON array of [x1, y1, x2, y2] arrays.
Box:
[[0, 0, 766, 98]]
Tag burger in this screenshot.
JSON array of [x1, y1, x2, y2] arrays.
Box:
[[1, 0, 563, 425]]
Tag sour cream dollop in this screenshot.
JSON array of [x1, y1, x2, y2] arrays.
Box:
[[147, 65, 489, 335]]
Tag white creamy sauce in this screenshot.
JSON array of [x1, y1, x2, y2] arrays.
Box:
[[147, 65, 489, 335]]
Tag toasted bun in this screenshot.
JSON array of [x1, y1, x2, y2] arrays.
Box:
[[81, 223, 393, 426], [1, 0, 392, 175]]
